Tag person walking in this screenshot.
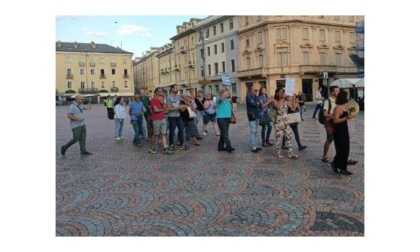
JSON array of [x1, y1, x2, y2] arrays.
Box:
[[113, 97, 127, 141], [297, 91, 306, 121], [60, 94, 92, 156], [312, 86, 324, 119]]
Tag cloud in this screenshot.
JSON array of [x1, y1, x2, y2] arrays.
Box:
[[84, 30, 109, 39], [117, 25, 152, 37]]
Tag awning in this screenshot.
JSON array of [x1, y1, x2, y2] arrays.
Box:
[[98, 92, 135, 97], [331, 78, 364, 88]]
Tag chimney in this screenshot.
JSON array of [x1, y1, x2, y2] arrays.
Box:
[[74, 41, 78, 49], [57, 40, 62, 48], [91, 41, 96, 49]]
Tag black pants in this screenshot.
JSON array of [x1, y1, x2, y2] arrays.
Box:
[[62, 125, 87, 154]]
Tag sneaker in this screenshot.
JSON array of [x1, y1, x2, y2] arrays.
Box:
[[60, 146, 66, 156], [120, 136, 126, 140], [251, 148, 258, 153], [81, 151, 92, 156], [169, 144, 174, 150], [163, 148, 174, 154], [137, 143, 142, 147], [115, 137, 122, 141], [148, 147, 156, 154], [179, 145, 189, 150]]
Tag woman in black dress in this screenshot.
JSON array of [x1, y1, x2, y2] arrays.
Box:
[[331, 90, 355, 175]]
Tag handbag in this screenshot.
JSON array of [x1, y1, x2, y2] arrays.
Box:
[[286, 112, 301, 124], [230, 112, 237, 124], [187, 107, 196, 118]]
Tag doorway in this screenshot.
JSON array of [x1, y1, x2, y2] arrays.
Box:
[[302, 79, 313, 102]]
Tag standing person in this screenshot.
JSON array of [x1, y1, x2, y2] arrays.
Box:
[[312, 86, 324, 119], [258, 87, 274, 147], [231, 95, 238, 112], [272, 88, 298, 159], [203, 93, 220, 136], [60, 94, 92, 156], [139, 89, 151, 140], [104, 95, 114, 119], [282, 94, 307, 151], [331, 90, 355, 175], [246, 85, 262, 153], [128, 95, 145, 147], [166, 84, 188, 150], [180, 93, 200, 146], [148, 88, 173, 155], [216, 87, 235, 153], [194, 91, 205, 139], [321, 85, 339, 162], [113, 97, 127, 140], [297, 91, 306, 121]]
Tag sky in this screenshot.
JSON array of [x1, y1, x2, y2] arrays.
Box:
[[56, 15, 208, 58]]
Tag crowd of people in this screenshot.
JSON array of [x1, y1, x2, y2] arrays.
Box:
[[60, 85, 359, 176]]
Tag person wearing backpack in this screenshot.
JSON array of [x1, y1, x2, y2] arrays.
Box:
[[321, 85, 339, 162]]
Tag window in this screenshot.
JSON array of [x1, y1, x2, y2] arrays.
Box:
[[245, 16, 249, 26], [214, 63, 219, 75], [112, 81, 116, 88], [101, 81, 105, 88], [258, 31, 262, 43], [349, 16, 354, 22], [90, 81, 95, 88], [222, 61, 226, 72], [66, 68, 72, 74], [335, 53, 342, 65], [89, 57, 95, 63], [65, 57, 72, 63], [200, 49, 204, 58], [246, 37, 250, 47], [334, 16, 340, 20], [213, 26, 216, 36], [246, 57, 251, 69], [302, 28, 309, 40], [276, 28, 288, 40], [258, 55, 264, 68], [124, 81, 128, 88], [100, 69, 105, 75], [206, 28, 209, 38], [90, 69, 95, 75], [124, 69, 128, 75], [320, 29, 326, 41], [349, 32, 355, 43], [79, 57, 84, 63], [221, 42, 225, 53], [214, 44, 217, 55], [231, 60, 236, 72], [67, 82, 72, 89], [208, 64, 211, 75], [230, 40, 234, 50], [256, 16, 262, 22], [229, 19, 234, 30], [123, 58, 127, 64], [277, 52, 289, 66], [112, 69, 116, 75], [80, 81, 85, 88], [100, 58, 105, 64], [220, 23, 224, 33], [80, 69, 85, 75], [335, 31, 341, 42], [320, 52, 327, 65], [207, 46, 210, 56], [303, 52, 309, 65]]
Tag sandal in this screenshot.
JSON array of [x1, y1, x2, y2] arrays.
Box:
[[322, 157, 332, 163], [276, 154, 285, 159], [288, 153, 298, 159], [347, 159, 358, 165]]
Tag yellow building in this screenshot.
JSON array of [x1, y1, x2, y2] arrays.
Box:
[[133, 47, 161, 96], [56, 41, 134, 101], [236, 15, 364, 101], [155, 43, 176, 92]]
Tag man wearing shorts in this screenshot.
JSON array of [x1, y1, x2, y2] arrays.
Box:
[[149, 88, 173, 154]]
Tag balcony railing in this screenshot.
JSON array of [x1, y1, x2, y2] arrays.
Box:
[[89, 62, 96, 67], [174, 64, 181, 71], [100, 74, 106, 79], [110, 62, 117, 67], [299, 65, 338, 73], [78, 88, 98, 93], [78, 62, 85, 67], [111, 87, 119, 92], [123, 74, 129, 78], [188, 61, 195, 67], [66, 74, 73, 79], [179, 45, 188, 53]]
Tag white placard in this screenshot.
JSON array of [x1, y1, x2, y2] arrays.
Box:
[[285, 78, 295, 96]]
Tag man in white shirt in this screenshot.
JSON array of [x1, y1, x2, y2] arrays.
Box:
[[312, 86, 324, 119]]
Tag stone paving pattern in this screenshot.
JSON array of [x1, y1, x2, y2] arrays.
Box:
[[56, 103, 364, 236]]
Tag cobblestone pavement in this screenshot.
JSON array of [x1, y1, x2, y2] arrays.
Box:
[[56, 103, 364, 236]]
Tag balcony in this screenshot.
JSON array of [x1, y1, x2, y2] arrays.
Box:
[[110, 62, 117, 67], [174, 64, 181, 71], [111, 87, 119, 92], [89, 62, 96, 67], [123, 74, 130, 78], [188, 61, 195, 68], [299, 65, 338, 74], [66, 74, 73, 79], [179, 45, 188, 53], [100, 74, 106, 79], [79, 88, 98, 93], [78, 62, 85, 67]]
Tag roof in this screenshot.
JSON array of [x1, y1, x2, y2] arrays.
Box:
[[56, 41, 133, 54]]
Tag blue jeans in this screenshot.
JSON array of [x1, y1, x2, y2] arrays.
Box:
[[114, 119, 124, 137], [217, 118, 232, 149], [249, 119, 259, 149], [140, 115, 148, 138], [168, 116, 184, 146], [261, 121, 272, 143], [299, 106, 305, 120], [131, 119, 142, 145], [313, 103, 322, 118], [195, 110, 204, 137]]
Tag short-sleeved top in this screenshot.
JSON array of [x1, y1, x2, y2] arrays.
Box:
[[129, 100, 144, 121], [150, 97, 165, 121], [195, 97, 205, 111], [315, 91, 323, 104], [140, 96, 151, 117], [68, 102, 86, 129], [323, 97, 336, 115], [215, 96, 231, 119], [166, 94, 181, 117]]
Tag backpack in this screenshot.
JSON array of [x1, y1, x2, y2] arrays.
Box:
[[318, 98, 332, 125]]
